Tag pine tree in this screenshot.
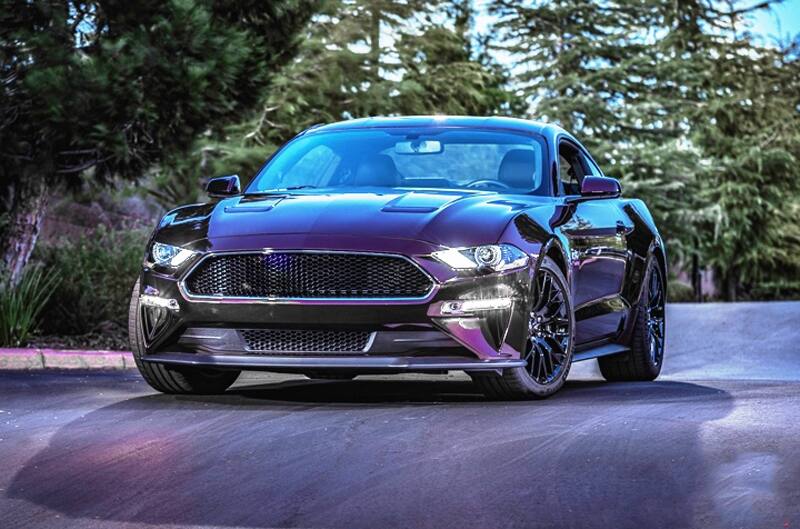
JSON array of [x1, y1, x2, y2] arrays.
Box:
[[644, 0, 800, 299], [490, 0, 799, 299], [0, 0, 318, 283], [174, 0, 520, 201], [689, 37, 800, 299], [489, 0, 700, 260], [393, 1, 522, 116]]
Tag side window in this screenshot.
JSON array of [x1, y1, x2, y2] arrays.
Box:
[[585, 156, 603, 177], [558, 141, 583, 195]]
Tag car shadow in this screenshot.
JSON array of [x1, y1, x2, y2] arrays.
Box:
[[205, 376, 728, 407], [6, 376, 735, 529]]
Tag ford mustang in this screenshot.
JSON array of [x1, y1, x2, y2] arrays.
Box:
[[129, 116, 666, 399]]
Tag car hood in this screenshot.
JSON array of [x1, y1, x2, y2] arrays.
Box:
[[156, 189, 551, 252]]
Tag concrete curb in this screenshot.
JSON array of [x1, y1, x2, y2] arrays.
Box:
[[0, 348, 135, 370]]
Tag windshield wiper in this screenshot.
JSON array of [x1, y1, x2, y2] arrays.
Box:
[[245, 185, 318, 196], [283, 185, 317, 190]]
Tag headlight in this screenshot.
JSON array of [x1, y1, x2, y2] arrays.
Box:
[[433, 244, 529, 272], [150, 242, 196, 267]]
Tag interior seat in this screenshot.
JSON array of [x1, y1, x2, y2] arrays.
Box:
[[353, 154, 400, 187], [497, 149, 537, 189]]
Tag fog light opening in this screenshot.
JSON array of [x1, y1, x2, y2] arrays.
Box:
[[140, 295, 180, 312], [440, 297, 513, 316]]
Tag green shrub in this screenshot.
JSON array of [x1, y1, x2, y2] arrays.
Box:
[[667, 280, 695, 303], [34, 226, 149, 336], [0, 266, 59, 347], [748, 281, 800, 301]]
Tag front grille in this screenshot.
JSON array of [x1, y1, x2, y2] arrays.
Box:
[[241, 329, 372, 354], [183, 252, 433, 299]]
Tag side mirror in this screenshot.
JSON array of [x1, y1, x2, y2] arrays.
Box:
[[205, 175, 241, 198], [580, 176, 621, 199]]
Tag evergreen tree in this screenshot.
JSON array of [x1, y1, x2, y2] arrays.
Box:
[[168, 0, 520, 202], [690, 38, 800, 299], [155, 0, 439, 197], [490, 0, 799, 299], [489, 0, 700, 259], [645, 0, 800, 299], [393, 2, 522, 116], [0, 0, 317, 283]]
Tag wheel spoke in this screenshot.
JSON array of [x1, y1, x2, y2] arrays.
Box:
[[537, 275, 552, 310], [527, 267, 573, 385], [546, 336, 566, 360], [542, 340, 555, 378], [535, 344, 545, 380], [649, 335, 657, 362]]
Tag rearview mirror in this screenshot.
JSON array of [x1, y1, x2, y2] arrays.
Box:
[[395, 140, 442, 155], [206, 175, 241, 198], [580, 176, 621, 199]]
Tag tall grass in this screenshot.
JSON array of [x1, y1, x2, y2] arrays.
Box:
[[0, 266, 59, 347], [34, 226, 148, 335]]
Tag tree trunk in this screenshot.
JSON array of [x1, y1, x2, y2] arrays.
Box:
[[691, 251, 701, 301], [724, 270, 737, 302], [369, 6, 381, 80], [1, 171, 49, 286]]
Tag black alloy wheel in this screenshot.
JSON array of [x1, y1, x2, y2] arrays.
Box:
[[471, 256, 575, 400], [525, 267, 571, 384], [598, 258, 666, 381], [645, 265, 666, 367]]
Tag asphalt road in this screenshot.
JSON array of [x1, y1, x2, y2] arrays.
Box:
[[1, 302, 799, 529]]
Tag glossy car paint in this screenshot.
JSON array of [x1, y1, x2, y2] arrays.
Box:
[[137, 116, 666, 373]]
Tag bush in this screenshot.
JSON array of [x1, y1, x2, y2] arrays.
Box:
[[34, 226, 149, 336], [748, 281, 800, 301], [0, 266, 59, 346], [667, 280, 695, 303]]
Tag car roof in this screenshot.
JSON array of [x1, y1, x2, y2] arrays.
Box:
[[306, 116, 568, 141]]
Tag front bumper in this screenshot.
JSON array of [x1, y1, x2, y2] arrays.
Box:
[[138, 251, 534, 373]]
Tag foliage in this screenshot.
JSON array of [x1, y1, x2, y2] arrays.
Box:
[[151, 0, 523, 208], [690, 41, 800, 299], [4, 0, 799, 304], [33, 226, 149, 336], [0, 0, 319, 280], [490, 0, 800, 299], [749, 281, 800, 301], [0, 266, 59, 347], [667, 280, 695, 303], [0, 0, 318, 182]]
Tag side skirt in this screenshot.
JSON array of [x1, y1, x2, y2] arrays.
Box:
[[572, 343, 630, 363]]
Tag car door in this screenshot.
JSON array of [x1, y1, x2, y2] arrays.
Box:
[[557, 138, 632, 344]]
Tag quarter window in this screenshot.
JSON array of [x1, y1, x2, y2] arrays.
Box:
[[558, 141, 583, 195]]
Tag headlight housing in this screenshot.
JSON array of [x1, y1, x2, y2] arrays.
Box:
[[150, 242, 197, 268], [433, 244, 529, 272]]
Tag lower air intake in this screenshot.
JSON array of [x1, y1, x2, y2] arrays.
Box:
[[241, 329, 372, 354]]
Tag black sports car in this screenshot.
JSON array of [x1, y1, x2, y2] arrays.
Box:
[[130, 116, 666, 399]]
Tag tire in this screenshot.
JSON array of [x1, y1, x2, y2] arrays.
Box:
[[598, 258, 665, 381], [471, 256, 575, 400], [128, 279, 240, 394]]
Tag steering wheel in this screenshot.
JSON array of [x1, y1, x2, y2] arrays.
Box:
[[465, 179, 511, 190]]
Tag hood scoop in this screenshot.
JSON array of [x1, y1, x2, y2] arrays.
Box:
[[223, 195, 288, 213], [381, 191, 466, 213]]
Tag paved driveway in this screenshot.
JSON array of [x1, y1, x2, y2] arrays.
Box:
[[1, 302, 799, 529]]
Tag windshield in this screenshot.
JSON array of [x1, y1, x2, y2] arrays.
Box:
[[247, 127, 549, 195]]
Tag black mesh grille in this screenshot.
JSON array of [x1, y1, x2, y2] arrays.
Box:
[[184, 253, 432, 299], [241, 329, 372, 354]]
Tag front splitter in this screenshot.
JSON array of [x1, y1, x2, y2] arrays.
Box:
[[143, 352, 525, 372]]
